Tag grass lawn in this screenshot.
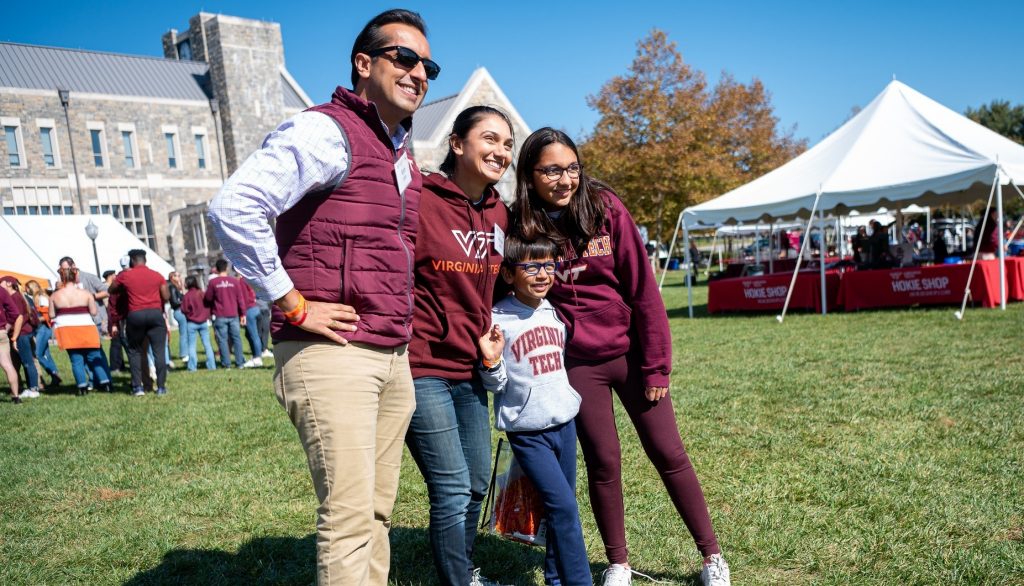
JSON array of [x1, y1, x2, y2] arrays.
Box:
[[2, 272, 1023, 585]]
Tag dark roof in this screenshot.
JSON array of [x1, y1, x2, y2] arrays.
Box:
[[411, 93, 458, 143], [0, 42, 212, 101]]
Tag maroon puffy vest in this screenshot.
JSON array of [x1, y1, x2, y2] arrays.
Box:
[[271, 87, 421, 347]]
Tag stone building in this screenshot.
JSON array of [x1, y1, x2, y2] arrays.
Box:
[[0, 12, 312, 276], [1, 12, 528, 277]]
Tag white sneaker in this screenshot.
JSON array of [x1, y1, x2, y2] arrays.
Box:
[[149, 366, 157, 379], [700, 554, 730, 586], [132, 388, 146, 397], [601, 564, 632, 586], [21, 388, 40, 399], [261, 349, 274, 359], [242, 357, 263, 368]]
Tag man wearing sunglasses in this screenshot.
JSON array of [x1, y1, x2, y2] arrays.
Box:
[[209, 8, 437, 586]]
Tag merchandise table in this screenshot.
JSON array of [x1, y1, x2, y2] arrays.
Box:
[[837, 259, 1024, 311], [708, 270, 841, 314]]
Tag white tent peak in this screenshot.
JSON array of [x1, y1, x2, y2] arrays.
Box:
[[686, 79, 1024, 226]]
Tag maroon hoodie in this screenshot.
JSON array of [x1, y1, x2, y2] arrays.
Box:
[[204, 275, 245, 318], [181, 288, 211, 323], [409, 172, 509, 380], [546, 191, 672, 389]]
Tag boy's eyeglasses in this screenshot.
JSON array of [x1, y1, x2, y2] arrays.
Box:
[[512, 261, 559, 275], [366, 46, 441, 80], [534, 163, 582, 181]]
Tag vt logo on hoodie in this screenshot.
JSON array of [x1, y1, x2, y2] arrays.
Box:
[[452, 230, 495, 258]]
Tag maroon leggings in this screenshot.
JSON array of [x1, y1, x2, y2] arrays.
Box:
[[568, 352, 720, 563]]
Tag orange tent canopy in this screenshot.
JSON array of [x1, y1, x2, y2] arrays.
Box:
[[0, 270, 52, 290]]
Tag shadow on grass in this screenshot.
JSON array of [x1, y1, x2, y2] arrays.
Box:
[[123, 534, 316, 586], [122, 528, 700, 585]]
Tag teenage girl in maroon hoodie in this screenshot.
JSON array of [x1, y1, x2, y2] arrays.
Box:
[[513, 128, 731, 586], [405, 106, 514, 586]]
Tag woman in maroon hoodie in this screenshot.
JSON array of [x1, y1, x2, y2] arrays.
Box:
[[513, 128, 731, 586], [405, 106, 514, 586]]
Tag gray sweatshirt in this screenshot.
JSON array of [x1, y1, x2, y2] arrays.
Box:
[[480, 296, 581, 432]]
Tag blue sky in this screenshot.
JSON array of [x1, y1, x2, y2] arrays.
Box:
[[4, 1, 1022, 145]]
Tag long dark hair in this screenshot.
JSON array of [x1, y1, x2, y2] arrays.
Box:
[[438, 106, 514, 177], [512, 127, 608, 252]]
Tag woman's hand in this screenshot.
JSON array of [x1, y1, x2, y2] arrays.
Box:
[[478, 324, 505, 364], [645, 386, 668, 402]]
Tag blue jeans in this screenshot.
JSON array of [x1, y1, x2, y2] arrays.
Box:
[[406, 377, 492, 586], [213, 316, 244, 367], [172, 308, 187, 358], [34, 324, 59, 377], [508, 421, 590, 586], [185, 321, 216, 371], [14, 334, 38, 389], [243, 306, 262, 357], [68, 348, 111, 389]]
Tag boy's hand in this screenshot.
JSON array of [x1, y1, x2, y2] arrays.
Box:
[[478, 324, 505, 364]]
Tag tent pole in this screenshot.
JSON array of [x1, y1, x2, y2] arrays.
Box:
[[769, 222, 775, 274], [683, 221, 693, 318], [996, 167, 1006, 310], [926, 206, 931, 246], [1006, 176, 1024, 242], [660, 210, 684, 291], [777, 187, 823, 324], [820, 208, 828, 315], [705, 231, 719, 279], [954, 176, 998, 321]]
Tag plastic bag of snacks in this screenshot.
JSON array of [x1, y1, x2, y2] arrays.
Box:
[[481, 438, 546, 546]]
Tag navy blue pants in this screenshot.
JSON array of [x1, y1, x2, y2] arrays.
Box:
[[507, 420, 591, 586]]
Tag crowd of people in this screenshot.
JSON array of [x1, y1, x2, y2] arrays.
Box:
[[1, 253, 272, 401], [202, 8, 730, 586]]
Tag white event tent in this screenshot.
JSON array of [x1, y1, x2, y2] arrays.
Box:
[[0, 214, 173, 287], [670, 80, 1024, 319]]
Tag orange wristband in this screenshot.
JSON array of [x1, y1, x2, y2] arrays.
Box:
[[482, 356, 501, 369], [282, 294, 307, 324]]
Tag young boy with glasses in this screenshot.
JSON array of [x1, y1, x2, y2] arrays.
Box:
[[477, 235, 591, 586]]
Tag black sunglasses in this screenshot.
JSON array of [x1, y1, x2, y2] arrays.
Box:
[[366, 46, 440, 80]]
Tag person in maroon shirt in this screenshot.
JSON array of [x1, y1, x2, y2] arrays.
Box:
[[404, 106, 512, 585], [0, 283, 23, 403], [110, 249, 170, 396], [0, 277, 40, 397], [181, 275, 216, 371], [204, 259, 247, 368], [513, 128, 731, 586]]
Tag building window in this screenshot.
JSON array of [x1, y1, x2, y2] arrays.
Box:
[[192, 218, 208, 253], [178, 39, 192, 61], [40, 128, 56, 167], [90, 129, 104, 167], [3, 186, 68, 215], [93, 185, 156, 249], [121, 130, 136, 168], [2, 118, 25, 168], [194, 134, 207, 169], [165, 132, 178, 168]]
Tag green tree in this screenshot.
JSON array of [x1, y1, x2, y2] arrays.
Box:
[[966, 100, 1024, 144], [582, 30, 804, 242]]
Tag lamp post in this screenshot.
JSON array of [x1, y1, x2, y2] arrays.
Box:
[[58, 88, 85, 215], [85, 219, 100, 276]]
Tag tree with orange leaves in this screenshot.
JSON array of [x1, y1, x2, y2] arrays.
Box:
[[582, 30, 805, 242]]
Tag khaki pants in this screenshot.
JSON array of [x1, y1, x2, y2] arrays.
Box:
[[274, 341, 415, 586]]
